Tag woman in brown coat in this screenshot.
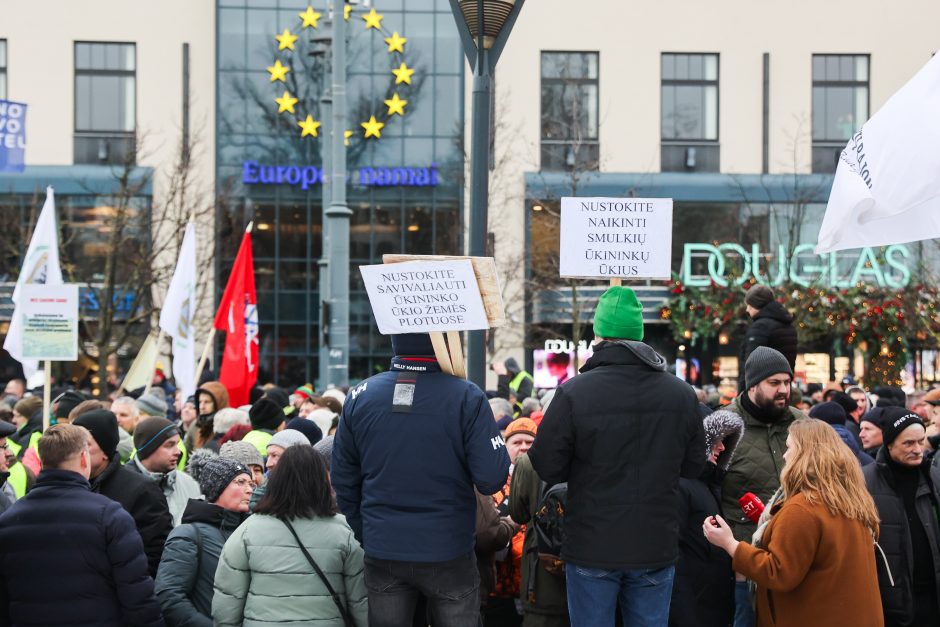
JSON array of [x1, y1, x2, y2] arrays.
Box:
[[703, 419, 884, 627]]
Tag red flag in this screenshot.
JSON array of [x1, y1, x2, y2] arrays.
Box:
[[213, 231, 258, 406]]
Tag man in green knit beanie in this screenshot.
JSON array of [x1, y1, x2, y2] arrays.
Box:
[[528, 285, 705, 626]]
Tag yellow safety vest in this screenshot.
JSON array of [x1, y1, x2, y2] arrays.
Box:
[[509, 370, 534, 393], [8, 462, 27, 499], [243, 430, 273, 457]]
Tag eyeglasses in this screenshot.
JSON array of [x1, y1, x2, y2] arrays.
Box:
[[233, 477, 256, 489]]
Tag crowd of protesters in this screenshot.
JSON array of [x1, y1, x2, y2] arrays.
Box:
[[0, 285, 938, 626]]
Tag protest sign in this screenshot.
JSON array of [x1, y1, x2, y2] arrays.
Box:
[[20, 284, 79, 361], [559, 197, 673, 279], [360, 259, 489, 335], [0, 100, 27, 173]]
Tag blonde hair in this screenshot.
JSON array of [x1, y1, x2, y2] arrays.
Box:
[[781, 419, 880, 538]]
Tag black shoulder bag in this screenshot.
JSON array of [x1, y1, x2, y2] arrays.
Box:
[[281, 518, 355, 627]]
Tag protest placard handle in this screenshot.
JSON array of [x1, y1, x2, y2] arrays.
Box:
[[610, 278, 622, 287], [42, 361, 52, 432], [447, 331, 466, 379], [430, 332, 455, 376], [194, 328, 216, 388]]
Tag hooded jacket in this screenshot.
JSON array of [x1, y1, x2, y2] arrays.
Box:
[[0, 469, 163, 627], [669, 410, 744, 627], [155, 499, 248, 627], [332, 356, 510, 562], [90, 455, 174, 578], [528, 341, 706, 570], [863, 449, 940, 626], [738, 301, 798, 391], [127, 458, 203, 526]]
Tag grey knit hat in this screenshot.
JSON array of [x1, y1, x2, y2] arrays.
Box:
[[220, 440, 264, 469], [313, 435, 334, 470], [198, 456, 251, 503], [745, 284, 774, 309], [213, 407, 251, 435], [136, 393, 168, 418], [744, 346, 793, 389], [267, 428, 310, 450]]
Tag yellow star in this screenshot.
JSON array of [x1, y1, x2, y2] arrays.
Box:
[[361, 116, 385, 139], [298, 115, 321, 137], [362, 7, 384, 29], [385, 32, 407, 54], [275, 91, 299, 113], [344, 130, 354, 146], [275, 29, 298, 51], [392, 62, 415, 85], [384, 93, 407, 116], [267, 59, 290, 82], [344, 4, 352, 20], [298, 7, 322, 28]]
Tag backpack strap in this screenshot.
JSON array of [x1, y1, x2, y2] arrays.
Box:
[[281, 518, 355, 627]]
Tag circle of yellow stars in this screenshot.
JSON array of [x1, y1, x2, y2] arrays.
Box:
[[268, 6, 414, 142]]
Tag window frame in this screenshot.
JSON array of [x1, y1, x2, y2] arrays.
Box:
[[660, 52, 720, 143], [810, 53, 870, 144], [539, 50, 600, 171], [0, 40, 7, 100], [73, 41, 138, 134]]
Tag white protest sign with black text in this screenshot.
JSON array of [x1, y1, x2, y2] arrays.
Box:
[[560, 197, 673, 279], [360, 259, 489, 334], [20, 284, 79, 361]]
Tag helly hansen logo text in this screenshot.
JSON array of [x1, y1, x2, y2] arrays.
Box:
[[351, 382, 368, 400], [491, 435, 505, 450]]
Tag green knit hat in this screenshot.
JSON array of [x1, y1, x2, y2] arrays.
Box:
[[592, 287, 644, 341]]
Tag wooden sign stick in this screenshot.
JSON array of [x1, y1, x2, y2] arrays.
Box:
[[447, 331, 466, 379], [430, 332, 455, 376], [610, 278, 622, 287]]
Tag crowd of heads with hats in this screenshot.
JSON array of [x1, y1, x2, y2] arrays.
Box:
[[662, 277, 940, 386]]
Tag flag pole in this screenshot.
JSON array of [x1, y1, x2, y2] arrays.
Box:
[[195, 221, 253, 389], [42, 361, 52, 432]]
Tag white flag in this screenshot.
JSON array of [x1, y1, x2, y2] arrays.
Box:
[[159, 222, 197, 402], [4, 187, 64, 378], [122, 333, 159, 393], [816, 53, 940, 253]]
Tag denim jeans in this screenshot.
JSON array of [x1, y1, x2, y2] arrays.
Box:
[[733, 580, 755, 627], [364, 552, 481, 627], [565, 563, 675, 627]]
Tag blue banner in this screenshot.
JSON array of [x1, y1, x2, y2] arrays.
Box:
[[0, 100, 27, 173]]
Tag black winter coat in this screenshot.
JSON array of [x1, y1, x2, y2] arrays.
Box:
[[863, 449, 940, 627], [0, 469, 164, 627], [155, 499, 247, 627], [91, 456, 174, 578], [529, 341, 705, 570], [738, 301, 798, 390]]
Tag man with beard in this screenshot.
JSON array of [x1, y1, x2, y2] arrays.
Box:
[[721, 346, 807, 627]]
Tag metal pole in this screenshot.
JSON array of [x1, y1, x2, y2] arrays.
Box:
[[326, 0, 351, 387], [318, 76, 333, 390]]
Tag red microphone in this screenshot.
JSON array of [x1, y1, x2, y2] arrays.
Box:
[[739, 492, 765, 524]]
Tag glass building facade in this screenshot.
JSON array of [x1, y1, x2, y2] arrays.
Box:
[[216, 0, 465, 387]]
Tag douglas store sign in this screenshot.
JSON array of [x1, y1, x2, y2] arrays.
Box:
[[242, 160, 439, 190]]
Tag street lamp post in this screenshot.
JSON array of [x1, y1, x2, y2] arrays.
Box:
[[449, 0, 525, 388], [311, 27, 333, 390], [325, 0, 352, 388]]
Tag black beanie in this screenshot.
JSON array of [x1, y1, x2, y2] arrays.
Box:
[[250, 398, 284, 431], [391, 333, 435, 357], [134, 417, 179, 461], [831, 392, 858, 417], [745, 284, 774, 309], [859, 407, 887, 428], [73, 409, 120, 460], [744, 346, 793, 389], [880, 408, 924, 446], [55, 390, 88, 420], [808, 401, 846, 426], [285, 417, 323, 444]]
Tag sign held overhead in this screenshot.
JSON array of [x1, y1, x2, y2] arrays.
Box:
[[560, 197, 673, 279]]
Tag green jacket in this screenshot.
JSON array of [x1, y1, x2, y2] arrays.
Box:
[[508, 453, 568, 618], [213, 513, 368, 627], [720, 395, 806, 542]]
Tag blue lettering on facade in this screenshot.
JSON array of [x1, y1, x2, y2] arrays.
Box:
[[241, 161, 439, 189]]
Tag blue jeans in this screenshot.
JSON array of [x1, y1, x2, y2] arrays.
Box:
[[565, 563, 675, 627], [733, 580, 755, 627], [364, 552, 481, 627]]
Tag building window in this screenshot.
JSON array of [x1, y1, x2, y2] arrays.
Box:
[[661, 53, 719, 172], [0, 40, 7, 100], [812, 54, 869, 173], [540, 51, 599, 171], [74, 42, 136, 165]]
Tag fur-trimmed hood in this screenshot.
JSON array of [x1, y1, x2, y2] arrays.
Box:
[[703, 409, 745, 471]]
